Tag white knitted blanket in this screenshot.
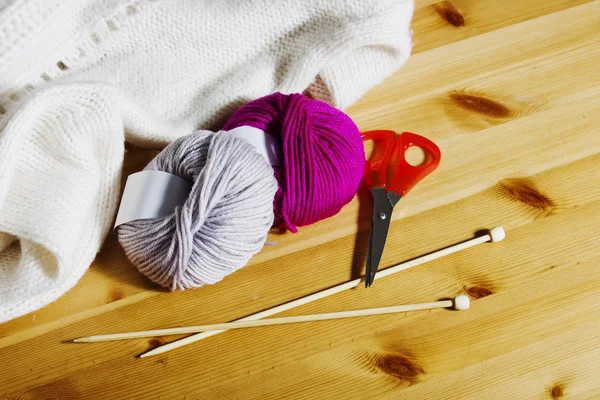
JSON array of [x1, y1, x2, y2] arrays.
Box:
[[0, 0, 413, 323]]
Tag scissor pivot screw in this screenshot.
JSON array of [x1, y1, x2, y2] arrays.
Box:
[[378, 212, 387, 220]]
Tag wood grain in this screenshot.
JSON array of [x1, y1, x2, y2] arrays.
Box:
[[1, 1, 599, 398], [411, 0, 593, 54]]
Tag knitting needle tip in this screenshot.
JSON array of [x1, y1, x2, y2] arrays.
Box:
[[139, 347, 167, 358]]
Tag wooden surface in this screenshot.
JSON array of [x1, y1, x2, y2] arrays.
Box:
[[1, 1, 599, 398]]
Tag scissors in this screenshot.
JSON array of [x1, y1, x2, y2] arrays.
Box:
[[362, 130, 441, 287]]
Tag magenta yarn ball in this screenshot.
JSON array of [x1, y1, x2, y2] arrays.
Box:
[[223, 92, 365, 232]]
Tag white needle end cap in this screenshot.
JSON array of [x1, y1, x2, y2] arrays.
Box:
[[489, 227, 506, 243], [453, 294, 471, 311]]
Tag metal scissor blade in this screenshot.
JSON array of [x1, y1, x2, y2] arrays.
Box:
[[365, 187, 395, 287]]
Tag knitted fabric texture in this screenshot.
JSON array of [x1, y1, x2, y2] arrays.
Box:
[[0, 0, 414, 322], [117, 132, 277, 291], [223, 93, 365, 232]]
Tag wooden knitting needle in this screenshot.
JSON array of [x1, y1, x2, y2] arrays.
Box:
[[74, 296, 470, 343], [138, 227, 505, 358]]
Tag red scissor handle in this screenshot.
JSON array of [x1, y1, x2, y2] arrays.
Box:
[[361, 130, 441, 197]]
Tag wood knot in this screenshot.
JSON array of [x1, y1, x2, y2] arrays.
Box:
[[498, 178, 554, 211], [465, 286, 494, 299], [108, 288, 125, 303], [449, 91, 512, 118], [434, 1, 465, 27], [148, 338, 165, 348], [550, 384, 564, 399], [375, 354, 424, 384], [155, 358, 168, 366]]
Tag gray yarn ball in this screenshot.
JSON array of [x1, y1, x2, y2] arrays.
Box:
[[117, 131, 277, 290]]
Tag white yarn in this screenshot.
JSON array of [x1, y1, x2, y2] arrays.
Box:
[[117, 131, 278, 291], [0, 0, 414, 322], [0, 83, 125, 321]]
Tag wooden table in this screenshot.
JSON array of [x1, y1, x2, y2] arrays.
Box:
[[1, 1, 599, 398]]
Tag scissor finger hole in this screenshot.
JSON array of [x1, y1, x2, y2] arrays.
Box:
[[363, 139, 387, 162], [405, 146, 426, 167]]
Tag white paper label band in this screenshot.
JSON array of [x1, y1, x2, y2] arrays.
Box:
[[114, 126, 280, 228], [227, 125, 282, 166], [114, 171, 192, 228]]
